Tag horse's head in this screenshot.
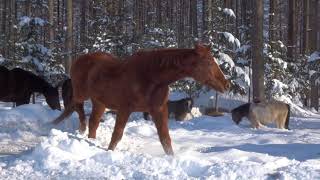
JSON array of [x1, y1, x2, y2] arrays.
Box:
[[189, 43, 230, 93], [44, 86, 61, 110], [231, 110, 242, 125]]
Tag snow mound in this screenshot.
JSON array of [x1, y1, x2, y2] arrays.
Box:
[[1, 104, 320, 179]]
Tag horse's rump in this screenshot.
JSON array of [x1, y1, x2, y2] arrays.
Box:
[[70, 52, 121, 102]]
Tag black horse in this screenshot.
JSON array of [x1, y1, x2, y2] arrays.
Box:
[[0, 66, 61, 110]]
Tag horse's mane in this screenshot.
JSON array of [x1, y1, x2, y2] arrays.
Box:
[[128, 48, 198, 70], [231, 103, 251, 116]]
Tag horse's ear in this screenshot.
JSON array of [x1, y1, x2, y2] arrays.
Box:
[[195, 43, 211, 57]]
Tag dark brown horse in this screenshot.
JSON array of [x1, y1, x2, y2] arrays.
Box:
[[53, 44, 230, 155], [0, 66, 61, 110]]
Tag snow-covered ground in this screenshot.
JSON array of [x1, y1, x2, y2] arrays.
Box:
[[0, 98, 320, 179]]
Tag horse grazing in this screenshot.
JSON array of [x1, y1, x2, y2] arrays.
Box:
[[143, 97, 194, 121], [52, 44, 230, 155], [231, 101, 290, 129], [0, 66, 61, 110]]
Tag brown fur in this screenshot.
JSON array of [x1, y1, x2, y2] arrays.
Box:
[[52, 44, 230, 155]]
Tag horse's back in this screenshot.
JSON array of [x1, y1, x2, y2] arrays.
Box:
[[70, 52, 120, 101], [250, 101, 289, 124]]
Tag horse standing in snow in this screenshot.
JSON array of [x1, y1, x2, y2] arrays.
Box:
[[231, 101, 290, 129], [52, 43, 230, 155], [0, 66, 61, 110]]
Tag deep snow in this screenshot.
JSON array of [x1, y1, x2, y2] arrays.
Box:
[[0, 99, 320, 179]]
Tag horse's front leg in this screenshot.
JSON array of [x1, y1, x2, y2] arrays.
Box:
[[150, 105, 174, 155], [88, 100, 106, 138], [16, 94, 31, 106], [108, 110, 130, 151]]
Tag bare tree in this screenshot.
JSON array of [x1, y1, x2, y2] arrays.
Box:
[[48, 0, 54, 50], [252, 0, 265, 102], [65, 0, 73, 74], [287, 0, 296, 61]]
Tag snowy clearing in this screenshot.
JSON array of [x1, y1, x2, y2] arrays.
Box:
[[0, 101, 320, 179]]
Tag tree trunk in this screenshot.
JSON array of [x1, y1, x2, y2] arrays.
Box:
[[48, 0, 54, 49], [252, 0, 265, 102], [65, 0, 73, 74], [309, 0, 318, 52], [269, 0, 275, 48], [302, 0, 310, 54], [1, 0, 7, 56], [80, 0, 88, 52], [287, 0, 296, 61]]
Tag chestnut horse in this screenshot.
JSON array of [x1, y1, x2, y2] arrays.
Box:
[[53, 44, 230, 155]]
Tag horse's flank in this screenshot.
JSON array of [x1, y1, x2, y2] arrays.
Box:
[[249, 101, 290, 129]]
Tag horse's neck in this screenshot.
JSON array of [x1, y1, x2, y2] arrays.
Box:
[[157, 69, 187, 86], [31, 77, 50, 94]]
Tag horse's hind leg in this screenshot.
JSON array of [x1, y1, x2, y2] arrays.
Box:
[[75, 102, 86, 133], [108, 110, 130, 150], [88, 99, 105, 138], [150, 105, 174, 155], [277, 113, 287, 129]]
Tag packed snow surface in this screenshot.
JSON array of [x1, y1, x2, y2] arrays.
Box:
[[0, 102, 320, 179]]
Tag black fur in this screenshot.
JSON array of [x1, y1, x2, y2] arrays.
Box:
[[143, 97, 194, 121], [231, 103, 251, 124]]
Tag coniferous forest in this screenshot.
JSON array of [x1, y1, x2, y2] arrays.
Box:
[[1, 1, 320, 178]]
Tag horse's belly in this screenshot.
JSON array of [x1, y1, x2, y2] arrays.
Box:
[[0, 94, 18, 102]]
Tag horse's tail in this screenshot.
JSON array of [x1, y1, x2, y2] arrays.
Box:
[[52, 101, 76, 124], [285, 104, 290, 130]]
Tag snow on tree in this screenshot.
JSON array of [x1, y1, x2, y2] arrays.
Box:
[[141, 25, 178, 49], [13, 16, 65, 85], [222, 8, 236, 19], [308, 51, 320, 63]]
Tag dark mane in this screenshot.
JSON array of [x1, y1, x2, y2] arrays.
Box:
[[231, 103, 251, 115], [128, 48, 198, 70]]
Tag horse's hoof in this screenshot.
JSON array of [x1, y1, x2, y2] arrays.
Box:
[[79, 126, 86, 134]]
